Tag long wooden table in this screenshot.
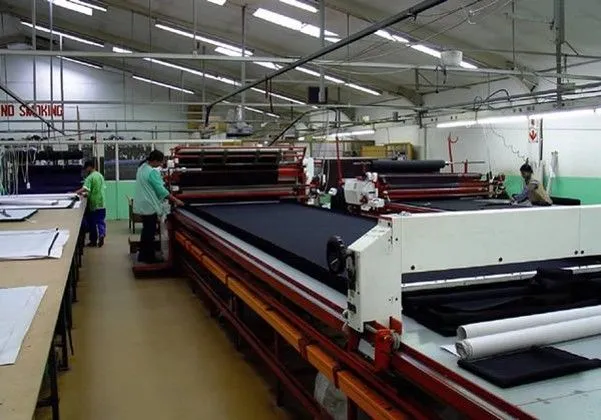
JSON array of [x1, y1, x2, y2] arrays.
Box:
[[0, 205, 85, 420]]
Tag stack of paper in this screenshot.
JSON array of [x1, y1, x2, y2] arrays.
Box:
[[0, 286, 47, 365], [0, 229, 70, 260]]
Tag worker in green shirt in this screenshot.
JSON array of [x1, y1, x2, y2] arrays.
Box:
[[76, 159, 107, 247], [134, 150, 184, 263]]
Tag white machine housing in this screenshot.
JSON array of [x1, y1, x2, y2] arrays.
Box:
[[345, 205, 601, 333], [343, 175, 385, 212]]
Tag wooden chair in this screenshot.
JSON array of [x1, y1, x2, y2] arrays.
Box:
[[127, 196, 143, 234]]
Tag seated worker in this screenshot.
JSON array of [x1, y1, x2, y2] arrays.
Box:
[[512, 163, 553, 206], [133, 150, 184, 263], [76, 159, 107, 247]]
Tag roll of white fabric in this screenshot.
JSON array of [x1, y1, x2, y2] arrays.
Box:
[[457, 305, 601, 340], [456, 315, 601, 360]]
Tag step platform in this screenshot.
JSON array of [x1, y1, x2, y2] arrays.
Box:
[[130, 253, 171, 277]]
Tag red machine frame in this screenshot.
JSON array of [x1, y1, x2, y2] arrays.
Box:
[[164, 146, 532, 419]]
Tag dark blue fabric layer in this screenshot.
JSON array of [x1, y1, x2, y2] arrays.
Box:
[[190, 202, 377, 293]]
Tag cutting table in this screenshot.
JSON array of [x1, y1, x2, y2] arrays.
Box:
[[168, 146, 601, 419]]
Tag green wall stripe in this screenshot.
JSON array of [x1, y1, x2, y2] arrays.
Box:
[[104, 176, 601, 220], [105, 180, 136, 220], [505, 175, 601, 205]]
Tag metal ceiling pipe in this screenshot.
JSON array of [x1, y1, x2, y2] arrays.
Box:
[[2, 49, 600, 82], [203, 0, 450, 126]]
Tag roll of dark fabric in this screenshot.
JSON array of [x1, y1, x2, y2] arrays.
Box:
[[370, 160, 446, 174]]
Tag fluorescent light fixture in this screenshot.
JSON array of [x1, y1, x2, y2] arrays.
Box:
[[279, 0, 317, 13], [436, 120, 476, 128], [59, 56, 102, 69], [295, 67, 344, 84], [214, 46, 242, 57], [155, 23, 252, 56], [69, 0, 107, 11], [253, 8, 339, 41], [112, 46, 132, 53], [214, 47, 281, 70], [460, 61, 478, 69], [206, 0, 226, 4], [251, 87, 306, 105], [255, 61, 282, 70], [344, 83, 380, 96], [296, 66, 381, 95], [145, 57, 240, 86], [133, 75, 194, 94], [392, 35, 409, 43], [47, 0, 92, 15], [375, 30, 395, 41], [478, 115, 527, 125], [298, 66, 379, 95], [374, 30, 409, 44], [245, 106, 266, 114], [530, 109, 595, 120], [411, 44, 441, 58], [253, 8, 303, 31], [21, 21, 104, 47], [329, 129, 375, 139], [316, 129, 375, 140], [242, 106, 280, 118]]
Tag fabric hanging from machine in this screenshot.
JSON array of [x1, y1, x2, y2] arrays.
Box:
[[190, 202, 377, 293], [403, 269, 601, 337], [455, 314, 601, 360], [458, 347, 601, 388]]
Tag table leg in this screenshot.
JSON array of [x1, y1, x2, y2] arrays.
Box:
[[37, 347, 60, 420]]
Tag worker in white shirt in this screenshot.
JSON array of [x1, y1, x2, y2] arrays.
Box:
[[512, 163, 553, 206]]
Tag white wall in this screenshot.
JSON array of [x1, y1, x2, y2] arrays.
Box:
[[425, 114, 601, 178], [357, 99, 422, 156], [0, 55, 188, 141]]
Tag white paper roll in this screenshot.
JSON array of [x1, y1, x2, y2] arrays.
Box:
[[456, 315, 601, 360], [457, 305, 601, 340]]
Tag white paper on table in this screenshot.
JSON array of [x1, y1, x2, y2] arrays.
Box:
[[5, 193, 77, 201], [0, 199, 75, 210], [457, 305, 601, 340], [0, 229, 70, 260], [73, 201, 82, 209], [0, 286, 47, 365], [440, 344, 460, 357], [0, 209, 37, 221]]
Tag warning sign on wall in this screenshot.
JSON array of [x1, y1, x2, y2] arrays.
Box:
[[528, 118, 540, 143]]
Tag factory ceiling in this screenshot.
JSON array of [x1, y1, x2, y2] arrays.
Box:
[[0, 0, 598, 115]]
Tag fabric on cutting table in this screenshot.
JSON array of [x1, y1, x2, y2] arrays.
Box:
[[403, 269, 601, 337], [402, 256, 601, 284], [455, 314, 601, 360], [458, 347, 601, 388], [190, 202, 377, 293], [458, 304, 601, 340]]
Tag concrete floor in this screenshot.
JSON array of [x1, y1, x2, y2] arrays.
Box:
[[38, 221, 288, 420]]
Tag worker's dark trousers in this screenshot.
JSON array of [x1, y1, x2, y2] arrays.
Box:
[[139, 214, 158, 263]]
